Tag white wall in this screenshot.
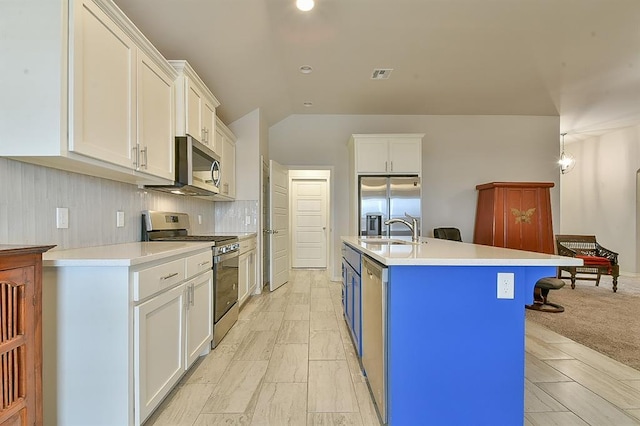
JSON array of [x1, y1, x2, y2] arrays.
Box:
[[229, 109, 260, 201], [0, 158, 216, 251], [270, 114, 561, 280], [560, 125, 640, 273]]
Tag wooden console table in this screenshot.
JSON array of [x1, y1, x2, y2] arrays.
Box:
[[0, 245, 54, 426]]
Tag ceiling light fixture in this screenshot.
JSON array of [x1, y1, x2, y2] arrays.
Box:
[[299, 65, 313, 74], [558, 133, 575, 174], [296, 0, 314, 11]]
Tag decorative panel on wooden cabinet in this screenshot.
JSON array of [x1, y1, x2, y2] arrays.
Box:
[[473, 182, 555, 254], [0, 1, 177, 185], [0, 245, 54, 426]]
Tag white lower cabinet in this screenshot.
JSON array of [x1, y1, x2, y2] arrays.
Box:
[[238, 251, 250, 305], [135, 283, 186, 425], [238, 235, 257, 306], [42, 245, 213, 426], [185, 271, 213, 368]]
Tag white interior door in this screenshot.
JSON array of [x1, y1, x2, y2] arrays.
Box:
[[291, 178, 328, 268], [269, 160, 289, 291]]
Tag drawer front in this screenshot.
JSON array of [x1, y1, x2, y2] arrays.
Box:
[[134, 259, 186, 301], [239, 236, 257, 254], [186, 250, 213, 279], [343, 243, 361, 276]]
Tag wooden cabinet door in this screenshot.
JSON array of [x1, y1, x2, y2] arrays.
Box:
[[248, 249, 257, 294], [0, 266, 35, 426], [186, 81, 203, 141], [185, 271, 213, 368], [71, 0, 136, 168], [356, 139, 388, 173], [503, 187, 553, 253], [238, 252, 249, 305], [137, 49, 175, 180], [388, 138, 421, 173], [221, 137, 236, 198], [202, 101, 216, 150], [352, 271, 362, 355], [134, 283, 185, 425]]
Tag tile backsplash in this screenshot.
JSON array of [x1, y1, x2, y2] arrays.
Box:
[[214, 200, 259, 233], [0, 158, 217, 251]]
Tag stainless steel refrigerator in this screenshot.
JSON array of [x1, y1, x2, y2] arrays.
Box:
[[359, 176, 421, 237]]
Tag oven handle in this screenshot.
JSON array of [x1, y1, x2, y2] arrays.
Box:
[[214, 250, 239, 263]]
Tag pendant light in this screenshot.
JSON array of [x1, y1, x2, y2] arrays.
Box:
[[558, 133, 575, 174]]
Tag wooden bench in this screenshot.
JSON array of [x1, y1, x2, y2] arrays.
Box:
[[556, 234, 620, 292]]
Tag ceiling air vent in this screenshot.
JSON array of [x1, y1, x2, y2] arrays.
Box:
[[371, 68, 393, 80]]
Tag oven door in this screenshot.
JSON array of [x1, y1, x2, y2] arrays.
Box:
[[213, 250, 239, 323]]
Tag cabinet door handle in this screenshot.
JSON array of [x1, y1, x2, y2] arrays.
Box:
[[132, 146, 139, 168], [198, 261, 210, 267], [190, 284, 195, 306], [160, 272, 179, 281], [390, 161, 393, 171], [140, 147, 148, 168]]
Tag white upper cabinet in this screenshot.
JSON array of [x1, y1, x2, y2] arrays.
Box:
[[137, 50, 176, 180], [215, 117, 236, 200], [170, 60, 220, 152], [70, 0, 137, 168], [0, 0, 177, 185], [352, 134, 424, 174]]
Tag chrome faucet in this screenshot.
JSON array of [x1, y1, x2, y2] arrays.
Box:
[[385, 213, 420, 242]]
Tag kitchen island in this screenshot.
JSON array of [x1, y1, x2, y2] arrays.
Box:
[[341, 236, 581, 426]]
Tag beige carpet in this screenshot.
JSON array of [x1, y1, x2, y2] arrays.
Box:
[[526, 276, 640, 371]]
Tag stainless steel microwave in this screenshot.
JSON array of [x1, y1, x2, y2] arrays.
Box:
[[146, 135, 221, 197]]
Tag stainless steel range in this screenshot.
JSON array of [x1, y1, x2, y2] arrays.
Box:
[[142, 210, 239, 347]]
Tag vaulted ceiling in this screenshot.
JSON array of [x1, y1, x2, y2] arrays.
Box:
[[114, 0, 640, 141]]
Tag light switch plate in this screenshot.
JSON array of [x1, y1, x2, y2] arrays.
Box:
[[116, 211, 125, 228], [198, 214, 203, 225], [497, 272, 515, 299], [56, 207, 69, 229]]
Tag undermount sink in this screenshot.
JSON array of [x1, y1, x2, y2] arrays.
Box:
[[358, 237, 422, 245]]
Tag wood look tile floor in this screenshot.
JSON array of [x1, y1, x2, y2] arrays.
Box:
[[145, 270, 640, 426]]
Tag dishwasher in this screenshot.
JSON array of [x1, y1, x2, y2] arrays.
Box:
[[361, 255, 388, 423]]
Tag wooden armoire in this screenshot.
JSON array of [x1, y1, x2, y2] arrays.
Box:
[[473, 182, 555, 254], [0, 245, 54, 426]]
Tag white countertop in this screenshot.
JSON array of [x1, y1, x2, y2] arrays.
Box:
[[43, 242, 214, 267], [212, 232, 257, 241], [342, 236, 584, 267]]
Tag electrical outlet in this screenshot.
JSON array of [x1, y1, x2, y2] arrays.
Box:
[[56, 207, 69, 229], [245, 215, 251, 225], [116, 211, 125, 228], [497, 272, 514, 299]]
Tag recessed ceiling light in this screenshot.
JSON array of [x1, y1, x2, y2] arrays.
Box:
[[303, 102, 313, 107], [299, 65, 313, 74], [296, 0, 314, 11]]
